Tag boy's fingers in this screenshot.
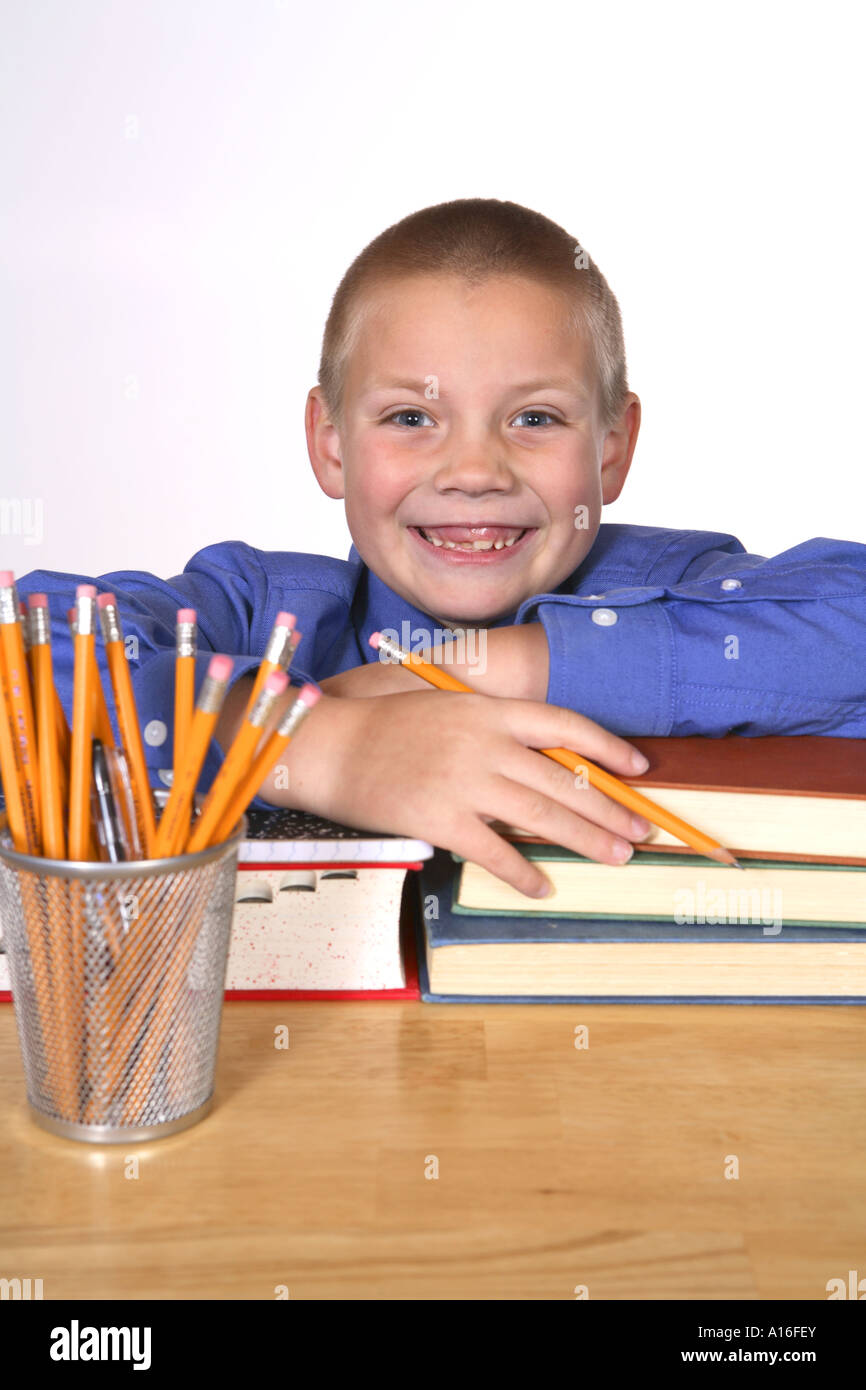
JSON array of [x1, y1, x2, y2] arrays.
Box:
[[504, 697, 649, 777], [487, 774, 637, 867], [449, 819, 557, 901], [505, 745, 653, 844]]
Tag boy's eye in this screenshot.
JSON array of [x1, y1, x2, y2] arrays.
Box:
[[384, 408, 560, 428], [384, 409, 435, 428], [512, 410, 558, 428]]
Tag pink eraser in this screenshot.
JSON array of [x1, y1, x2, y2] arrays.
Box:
[[177, 608, 196, 623], [27, 593, 48, 608], [208, 654, 234, 682], [97, 592, 116, 608], [264, 670, 289, 694], [275, 611, 296, 628], [297, 683, 322, 708], [76, 584, 97, 598], [0, 571, 15, 587], [368, 631, 381, 650]]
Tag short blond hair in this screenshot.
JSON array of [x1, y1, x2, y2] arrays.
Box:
[[317, 197, 630, 434]]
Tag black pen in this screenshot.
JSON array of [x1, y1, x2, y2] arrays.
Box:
[[91, 738, 127, 862]]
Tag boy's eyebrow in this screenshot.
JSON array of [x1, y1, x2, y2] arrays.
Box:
[[362, 376, 590, 399]]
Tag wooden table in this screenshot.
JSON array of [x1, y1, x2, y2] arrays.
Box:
[[1, 1000, 864, 1299]]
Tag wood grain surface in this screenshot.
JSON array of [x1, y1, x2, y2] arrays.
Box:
[[1, 1001, 864, 1300]]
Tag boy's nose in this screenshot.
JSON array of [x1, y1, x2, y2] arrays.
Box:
[[432, 445, 515, 490]]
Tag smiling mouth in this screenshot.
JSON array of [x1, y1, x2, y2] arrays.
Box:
[[412, 526, 531, 551]]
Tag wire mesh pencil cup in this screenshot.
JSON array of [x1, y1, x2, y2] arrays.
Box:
[[0, 805, 247, 1144]]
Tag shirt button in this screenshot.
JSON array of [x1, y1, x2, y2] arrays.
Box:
[[144, 719, 168, 746], [721, 578, 742, 591], [157, 768, 174, 787], [591, 608, 618, 627]]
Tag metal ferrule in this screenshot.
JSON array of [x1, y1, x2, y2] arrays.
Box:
[[99, 602, 122, 646], [265, 624, 294, 667], [0, 584, 18, 626], [76, 594, 96, 637], [374, 633, 407, 665], [197, 670, 230, 715], [276, 689, 316, 739], [176, 622, 196, 659], [28, 606, 50, 646], [248, 684, 281, 729], [282, 629, 303, 669]]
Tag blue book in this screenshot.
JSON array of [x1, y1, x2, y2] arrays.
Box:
[[415, 849, 866, 1004]]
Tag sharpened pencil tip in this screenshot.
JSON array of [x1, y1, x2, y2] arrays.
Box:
[[708, 846, 743, 868]]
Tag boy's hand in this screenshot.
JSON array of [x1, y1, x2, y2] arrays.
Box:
[[318, 622, 549, 702], [277, 689, 652, 901]]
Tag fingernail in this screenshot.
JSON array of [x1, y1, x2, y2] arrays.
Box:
[[612, 839, 634, 863], [631, 815, 651, 838], [630, 750, 649, 773], [533, 880, 553, 898]]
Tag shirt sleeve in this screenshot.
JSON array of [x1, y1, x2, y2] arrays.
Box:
[[514, 535, 866, 737], [16, 539, 320, 811]]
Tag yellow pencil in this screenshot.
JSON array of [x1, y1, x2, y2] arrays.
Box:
[[185, 669, 289, 853], [368, 631, 741, 868], [210, 678, 320, 847], [68, 588, 99, 861], [26, 596, 66, 861], [97, 593, 158, 858], [67, 605, 114, 750], [174, 608, 197, 786], [242, 611, 297, 723], [24, 597, 69, 816], [0, 631, 29, 854], [0, 571, 41, 853], [153, 654, 234, 858]]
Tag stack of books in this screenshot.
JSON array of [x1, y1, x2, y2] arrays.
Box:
[[415, 736, 866, 1003]]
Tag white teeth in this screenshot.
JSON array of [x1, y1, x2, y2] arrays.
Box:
[[419, 528, 526, 551]]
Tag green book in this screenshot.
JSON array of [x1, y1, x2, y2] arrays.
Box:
[[451, 847, 866, 929]]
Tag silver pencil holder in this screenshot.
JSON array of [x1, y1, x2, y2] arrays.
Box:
[[0, 811, 246, 1144]]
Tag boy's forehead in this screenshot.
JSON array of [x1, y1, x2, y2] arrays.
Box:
[[349, 272, 594, 399]]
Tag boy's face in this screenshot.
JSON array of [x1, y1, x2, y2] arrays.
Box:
[[306, 273, 639, 627]]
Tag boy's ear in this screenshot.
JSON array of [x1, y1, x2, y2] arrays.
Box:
[[305, 387, 346, 500], [600, 394, 641, 505]]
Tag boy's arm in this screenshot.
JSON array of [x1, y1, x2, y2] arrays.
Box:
[[15, 540, 322, 807], [318, 623, 550, 701], [513, 534, 866, 737]]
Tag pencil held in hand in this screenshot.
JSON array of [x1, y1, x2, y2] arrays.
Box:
[[367, 631, 740, 868]]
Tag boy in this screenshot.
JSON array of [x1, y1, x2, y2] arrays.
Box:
[[15, 199, 866, 900]]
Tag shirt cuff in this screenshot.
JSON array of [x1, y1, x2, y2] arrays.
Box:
[[527, 596, 675, 736]]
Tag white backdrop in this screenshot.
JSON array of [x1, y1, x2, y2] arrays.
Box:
[[2, 0, 865, 584]]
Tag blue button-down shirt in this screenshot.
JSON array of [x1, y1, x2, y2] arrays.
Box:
[[16, 525, 866, 808]]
